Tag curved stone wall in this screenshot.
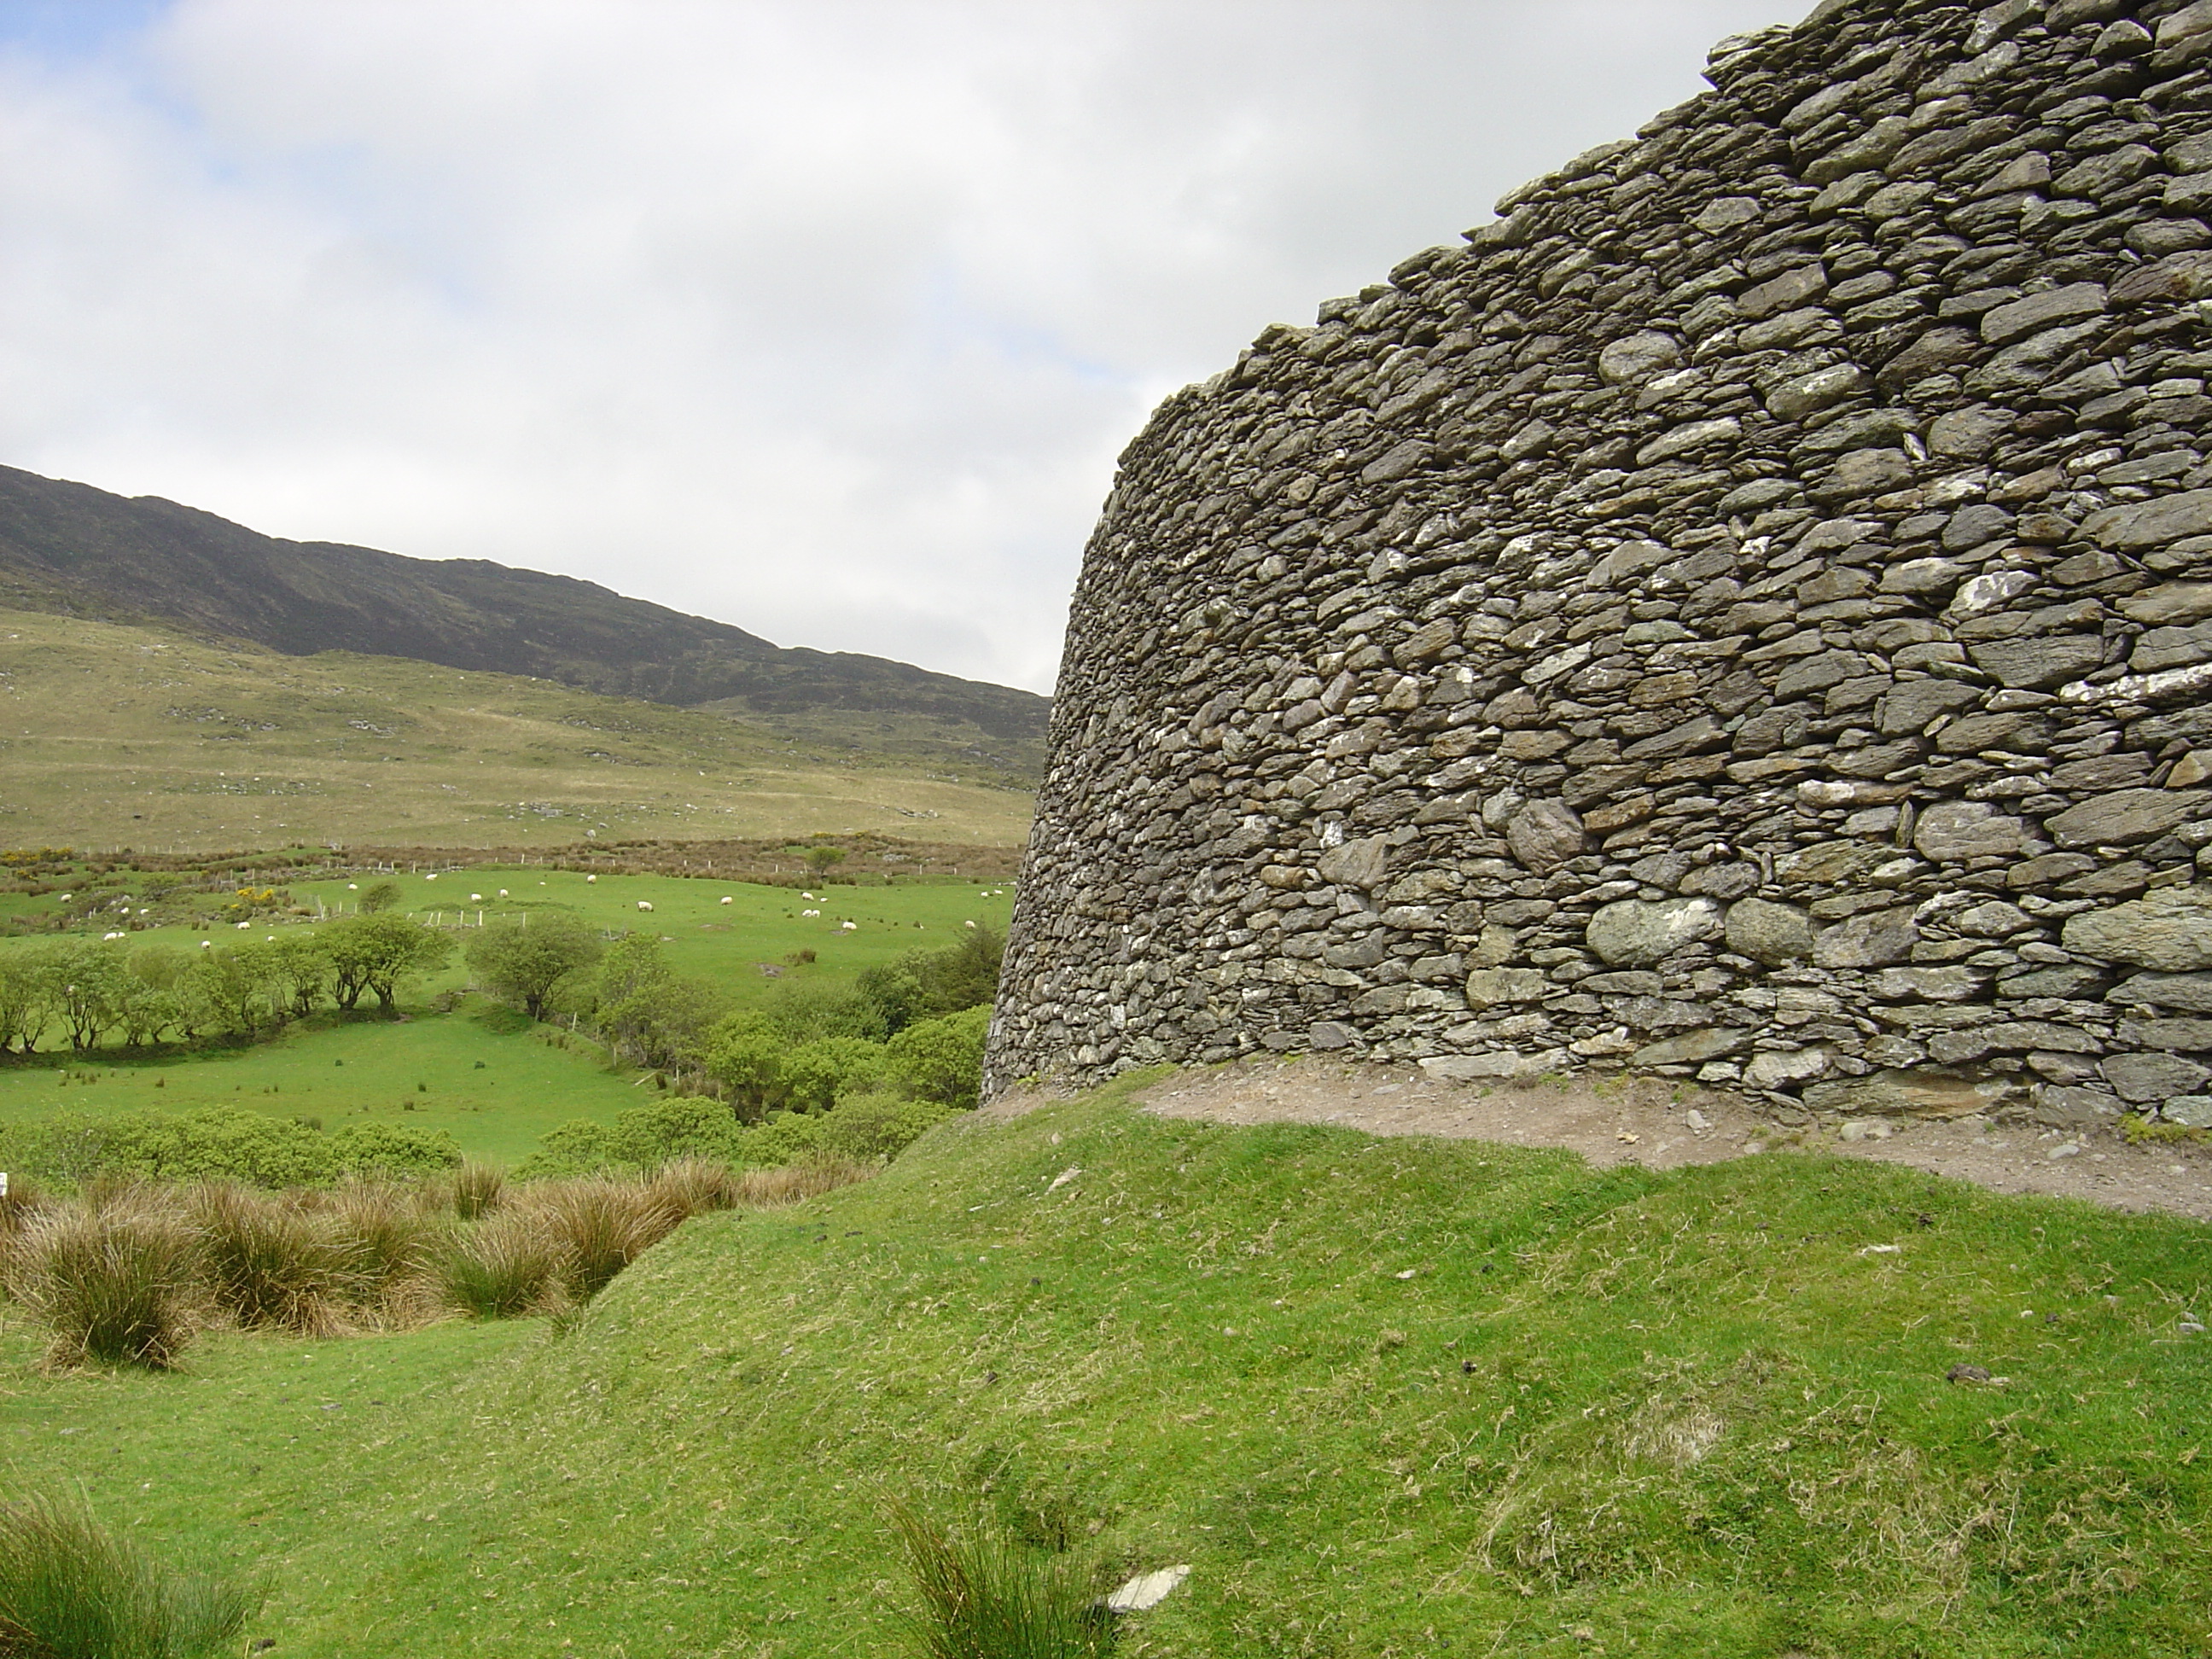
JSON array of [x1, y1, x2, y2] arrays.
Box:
[[988, 0, 2212, 1132]]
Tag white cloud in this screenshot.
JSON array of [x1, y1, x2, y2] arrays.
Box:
[[0, 0, 1807, 693]]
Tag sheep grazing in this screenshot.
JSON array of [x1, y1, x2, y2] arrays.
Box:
[[586, 875, 597, 883], [637, 900, 655, 911], [802, 909, 820, 917], [719, 896, 733, 905]]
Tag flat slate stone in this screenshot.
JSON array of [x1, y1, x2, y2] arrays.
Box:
[[2046, 789, 2208, 847]]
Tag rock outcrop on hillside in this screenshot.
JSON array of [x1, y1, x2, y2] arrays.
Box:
[[988, 0, 2212, 1134]]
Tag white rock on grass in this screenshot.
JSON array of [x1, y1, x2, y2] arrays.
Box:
[[1106, 1565, 1190, 1615]]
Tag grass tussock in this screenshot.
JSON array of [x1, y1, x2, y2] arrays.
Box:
[[643, 1156, 743, 1218], [190, 1184, 367, 1337], [450, 1160, 506, 1222], [437, 1214, 567, 1320], [0, 1491, 264, 1659], [15, 1199, 200, 1371], [732, 1159, 876, 1208], [893, 1505, 1112, 1659], [523, 1179, 684, 1301], [324, 1179, 445, 1293]]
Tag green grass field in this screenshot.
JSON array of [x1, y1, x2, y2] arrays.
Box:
[[0, 867, 1018, 1162], [0, 606, 1035, 850], [1, 1083, 2205, 1656]]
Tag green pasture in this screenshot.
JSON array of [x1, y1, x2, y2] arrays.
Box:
[[0, 999, 637, 1166], [0, 869, 1016, 1163], [280, 861, 1016, 991], [1, 1083, 2207, 1655]]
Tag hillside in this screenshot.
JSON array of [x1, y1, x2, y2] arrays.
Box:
[[0, 607, 1033, 849], [0, 463, 1049, 771], [0, 1087, 2206, 1655]]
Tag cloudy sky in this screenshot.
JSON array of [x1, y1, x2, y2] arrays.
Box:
[[2, 0, 1807, 695]]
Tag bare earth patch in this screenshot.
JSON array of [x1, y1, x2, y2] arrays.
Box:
[[986, 1057, 2212, 1223]]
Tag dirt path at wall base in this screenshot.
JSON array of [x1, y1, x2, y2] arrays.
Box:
[[987, 1058, 2212, 1224]]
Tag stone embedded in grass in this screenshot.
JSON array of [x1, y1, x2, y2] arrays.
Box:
[[1106, 1564, 1190, 1615]]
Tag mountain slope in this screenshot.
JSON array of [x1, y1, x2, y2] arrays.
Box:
[[0, 606, 1033, 849], [0, 463, 1049, 757]]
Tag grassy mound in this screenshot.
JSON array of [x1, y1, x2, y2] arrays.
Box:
[[3, 1082, 2207, 1655]]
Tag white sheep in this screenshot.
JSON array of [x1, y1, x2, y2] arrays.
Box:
[[802, 909, 820, 917], [470, 893, 484, 902], [801, 891, 816, 900], [841, 921, 857, 931], [103, 931, 125, 941], [586, 875, 597, 883], [719, 896, 733, 905], [637, 900, 655, 911]]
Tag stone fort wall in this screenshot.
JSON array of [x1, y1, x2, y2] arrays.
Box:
[[987, 0, 2212, 1131]]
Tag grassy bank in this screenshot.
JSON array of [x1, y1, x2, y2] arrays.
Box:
[[2, 1082, 2205, 1655]]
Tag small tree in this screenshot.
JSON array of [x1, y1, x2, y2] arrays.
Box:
[[0, 947, 59, 1055], [358, 881, 402, 914], [465, 912, 602, 1021], [703, 1010, 789, 1122], [323, 913, 452, 1016], [803, 845, 847, 882], [271, 933, 335, 1019], [54, 940, 136, 1051], [182, 944, 282, 1038]]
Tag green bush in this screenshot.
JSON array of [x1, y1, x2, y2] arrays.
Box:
[[464, 913, 602, 1021], [886, 1005, 992, 1110], [329, 1122, 463, 1179], [855, 924, 1004, 1036], [0, 1110, 460, 1190], [812, 1093, 955, 1162], [512, 1121, 620, 1181], [0, 1491, 265, 1659], [780, 1036, 892, 1112]]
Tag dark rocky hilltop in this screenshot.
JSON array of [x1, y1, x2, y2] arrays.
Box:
[[989, 0, 2212, 1140], [0, 463, 1048, 748]]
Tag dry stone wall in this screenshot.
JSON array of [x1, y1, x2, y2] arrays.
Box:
[[987, 0, 2212, 1132]]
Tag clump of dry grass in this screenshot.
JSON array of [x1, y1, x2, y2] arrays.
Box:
[[15, 1196, 201, 1371], [644, 1157, 742, 1219], [324, 1181, 445, 1324], [190, 1184, 367, 1338], [437, 1214, 567, 1320], [0, 1175, 53, 1301], [733, 1161, 876, 1208], [451, 1161, 506, 1221], [522, 1179, 684, 1301]]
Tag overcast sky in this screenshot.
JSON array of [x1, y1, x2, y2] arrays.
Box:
[[1, 0, 1808, 695]]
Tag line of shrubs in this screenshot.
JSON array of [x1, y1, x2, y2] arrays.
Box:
[[0, 1157, 870, 1373], [0, 912, 450, 1051], [0, 1107, 464, 1190]]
